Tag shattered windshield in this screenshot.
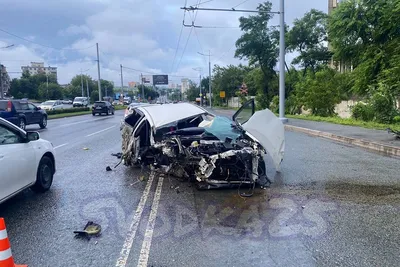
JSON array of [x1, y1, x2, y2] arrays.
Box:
[[203, 116, 241, 142]]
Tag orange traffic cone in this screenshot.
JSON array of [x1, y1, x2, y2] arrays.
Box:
[[0, 218, 27, 267]]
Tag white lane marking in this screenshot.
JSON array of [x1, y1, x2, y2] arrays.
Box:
[[137, 176, 164, 267], [115, 173, 155, 267], [57, 117, 114, 128], [86, 126, 116, 137], [54, 143, 68, 149]]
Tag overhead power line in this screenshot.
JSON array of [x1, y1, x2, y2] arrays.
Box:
[[0, 28, 96, 51], [181, 6, 280, 14], [233, 0, 251, 9], [174, 26, 193, 72], [170, 0, 188, 73]]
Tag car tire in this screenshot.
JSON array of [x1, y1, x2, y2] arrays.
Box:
[[92, 113, 96, 116], [18, 117, 26, 130], [39, 116, 47, 129], [31, 156, 54, 193]]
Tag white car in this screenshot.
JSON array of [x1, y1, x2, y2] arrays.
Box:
[[121, 99, 285, 191], [0, 118, 56, 204], [73, 97, 89, 107], [39, 100, 64, 111], [62, 99, 73, 104]]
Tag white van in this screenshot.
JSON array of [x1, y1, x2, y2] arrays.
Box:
[[73, 97, 89, 107]]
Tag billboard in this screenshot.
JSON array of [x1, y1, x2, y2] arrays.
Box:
[[140, 75, 152, 84], [153, 75, 168, 85]]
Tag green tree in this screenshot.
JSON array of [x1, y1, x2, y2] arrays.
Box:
[[287, 9, 331, 75], [294, 68, 344, 116], [212, 64, 251, 105], [328, 0, 400, 96], [38, 83, 63, 100], [235, 2, 279, 103]]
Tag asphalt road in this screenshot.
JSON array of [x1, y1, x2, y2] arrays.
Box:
[[0, 111, 399, 267]]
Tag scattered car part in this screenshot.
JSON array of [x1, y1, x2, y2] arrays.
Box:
[[74, 221, 102, 240]]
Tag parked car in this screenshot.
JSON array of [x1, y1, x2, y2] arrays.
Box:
[[92, 101, 114, 116], [123, 97, 132, 105], [120, 99, 285, 192], [0, 117, 56, 204], [62, 99, 73, 104], [0, 99, 48, 130], [39, 100, 64, 111], [73, 97, 89, 107]]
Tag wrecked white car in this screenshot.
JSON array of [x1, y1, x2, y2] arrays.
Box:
[[121, 99, 285, 193]]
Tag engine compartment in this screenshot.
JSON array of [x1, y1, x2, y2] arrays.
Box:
[[137, 127, 269, 192]]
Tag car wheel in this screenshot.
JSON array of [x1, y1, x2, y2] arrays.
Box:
[[39, 116, 47, 129], [92, 113, 95, 116], [19, 118, 26, 130], [31, 156, 54, 193]]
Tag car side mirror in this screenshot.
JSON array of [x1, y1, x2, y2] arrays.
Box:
[[27, 132, 40, 142], [36, 106, 41, 110]]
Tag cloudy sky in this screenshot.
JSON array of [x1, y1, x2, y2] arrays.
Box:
[[0, 0, 327, 85]]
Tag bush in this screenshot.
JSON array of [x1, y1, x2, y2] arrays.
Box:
[[46, 107, 90, 115], [393, 115, 400, 124], [256, 93, 269, 109], [369, 84, 397, 124], [269, 95, 279, 113], [351, 102, 374, 121]]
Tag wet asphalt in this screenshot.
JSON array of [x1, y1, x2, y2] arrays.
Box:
[[0, 110, 399, 267]]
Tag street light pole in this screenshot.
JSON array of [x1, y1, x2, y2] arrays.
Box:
[[120, 64, 124, 96], [80, 69, 84, 97], [193, 67, 202, 106], [0, 44, 14, 99], [279, 0, 287, 122], [96, 43, 102, 101], [198, 51, 212, 108]]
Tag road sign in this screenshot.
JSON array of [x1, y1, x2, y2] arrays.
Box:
[[220, 91, 226, 98]]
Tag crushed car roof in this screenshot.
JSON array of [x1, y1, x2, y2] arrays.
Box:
[[137, 103, 209, 128]]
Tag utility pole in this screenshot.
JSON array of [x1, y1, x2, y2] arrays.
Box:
[[96, 43, 102, 101], [198, 51, 212, 108], [193, 67, 202, 106], [80, 69, 84, 97], [278, 0, 287, 122], [208, 50, 212, 108], [141, 73, 144, 101], [86, 78, 89, 100], [120, 64, 124, 96]]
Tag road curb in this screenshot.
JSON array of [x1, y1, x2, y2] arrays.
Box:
[[285, 125, 400, 158]]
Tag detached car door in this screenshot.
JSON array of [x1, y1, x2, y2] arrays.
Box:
[[0, 123, 36, 202]]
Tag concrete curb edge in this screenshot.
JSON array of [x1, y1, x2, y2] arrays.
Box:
[[285, 125, 400, 158]]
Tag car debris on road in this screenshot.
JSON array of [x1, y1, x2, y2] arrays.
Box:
[[120, 99, 285, 195]]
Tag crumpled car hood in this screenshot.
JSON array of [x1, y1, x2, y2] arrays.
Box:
[[242, 109, 285, 171], [137, 103, 208, 129]]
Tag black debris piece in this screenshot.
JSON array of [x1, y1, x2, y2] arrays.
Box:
[[106, 166, 112, 171], [111, 153, 123, 159]]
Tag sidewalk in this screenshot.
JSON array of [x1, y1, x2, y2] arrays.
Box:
[[211, 108, 400, 157], [287, 118, 400, 148]]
